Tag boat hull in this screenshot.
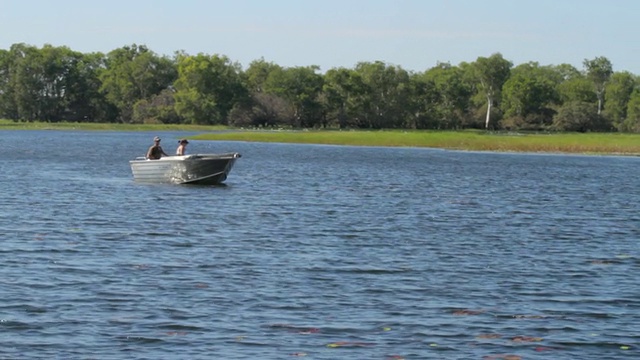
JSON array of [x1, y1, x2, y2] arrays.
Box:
[[129, 153, 241, 185]]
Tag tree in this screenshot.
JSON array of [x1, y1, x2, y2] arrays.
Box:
[[173, 53, 247, 125], [557, 75, 597, 104], [228, 92, 293, 127], [552, 101, 611, 132], [0, 48, 18, 119], [6, 43, 45, 120], [350, 61, 412, 129], [583, 56, 613, 115], [472, 53, 512, 129], [322, 67, 364, 128], [603, 71, 636, 130], [99, 44, 177, 122], [501, 62, 559, 129], [623, 89, 640, 132], [66, 51, 117, 123], [263, 65, 324, 128], [244, 58, 282, 93], [133, 88, 181, 124], [421, 62, 472, 129]]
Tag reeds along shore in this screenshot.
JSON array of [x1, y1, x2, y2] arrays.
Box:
[[2, 120, 639, 155], [192, 130, 640, 156]]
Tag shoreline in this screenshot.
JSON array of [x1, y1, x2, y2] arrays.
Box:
[[2, 121, 640, 156]]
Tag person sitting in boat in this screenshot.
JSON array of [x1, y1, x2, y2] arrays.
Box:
[[176, 139, 189, 156], [146, 136, 169, 160]]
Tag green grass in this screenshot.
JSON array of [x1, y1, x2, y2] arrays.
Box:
[[192, 129, 640, 155], [3, 120, 639, 155]]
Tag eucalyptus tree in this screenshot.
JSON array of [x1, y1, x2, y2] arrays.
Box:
[[132, 88, 181, 124], [228, 58, 289, 127], [583, 56, 613, 115], [422, 62, 472, 129], [244, 58, 282, 93], [501, 62, 559, 129], [99, 44, 177, 122], [471, 53, 512, 129], [623, 89, 640, 132], [36, 44, 104, 122], [322, 67, 364, 128], [556, 74, 597, 105], [0, 48, 17, 119], [603, 71, 636, 131], [173, 53, 247, 124], [350, 61, 412, 129], [66, 51, 117, 122], [263, 65, 324, 128], [3, 43, 45, 120], [552, 101, 611, 132]]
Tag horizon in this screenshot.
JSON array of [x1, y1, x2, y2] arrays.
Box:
[[1, 0, 638, 74]]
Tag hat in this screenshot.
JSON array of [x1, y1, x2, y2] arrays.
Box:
[[179, 139, 189, 144], [154, 136, 161, 142]]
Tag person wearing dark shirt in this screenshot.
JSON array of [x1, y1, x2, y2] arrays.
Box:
[[146, 136, 169, 159]]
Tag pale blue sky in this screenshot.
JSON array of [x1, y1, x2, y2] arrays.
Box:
[[0, 0, 638, 73]]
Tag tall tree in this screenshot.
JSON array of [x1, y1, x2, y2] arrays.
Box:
[[351, 61, 411, 129], [99, 44, 176, 122], [422, 62, 472, 129], [583, 56, 613, 115], [322, 67, 364, 128], [623, 89, 640, 132], [7, 43, 44, 120], [173, 53, 247, 124], [244, 58, 282, 93], [472, 53, 512, 129], [501, 62, 558, 129], [0, 48, 18, 119], [603, 71, 636, 130], [263, 65, 324, 128], [556, 74, 597, 104]]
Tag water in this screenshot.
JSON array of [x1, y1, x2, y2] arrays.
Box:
[[1, 130, 638, 359]]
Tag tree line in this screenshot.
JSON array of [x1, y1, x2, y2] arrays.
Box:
[[1, 43, 639, 132]]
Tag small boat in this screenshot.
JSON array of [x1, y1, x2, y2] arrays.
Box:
[[129, 153, 241, 185]]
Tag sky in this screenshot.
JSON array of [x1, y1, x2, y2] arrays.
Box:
[[0, 0, 638, 74]]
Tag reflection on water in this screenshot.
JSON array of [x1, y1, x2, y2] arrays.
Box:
[[0, 130, 639, 359]]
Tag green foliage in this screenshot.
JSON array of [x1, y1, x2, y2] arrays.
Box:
[[603, 72, 637, 130], [420, 62, 472, 129], [322, 67, 364, 128], [0, 43, 638, 133], [245, 58, 282, 93], [263, 65, 324, 128], [553, 101, 612, 132], [501, 62, 559, 129], [623, 89, 640, 132], [472, 53, 512, 128], [99, 44, 177, 122], [133, 88, 180, 124], [173, 53, 247, 125], [191, 129, 640, 155], [557, 75, 597, 104], [583, 56, 613, 114], [350, 61, 412, 129]]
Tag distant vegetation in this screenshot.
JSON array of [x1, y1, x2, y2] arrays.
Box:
[[1, 43, 639, 133], [4, 118, 638, 155], [192, 130, 640, 155]]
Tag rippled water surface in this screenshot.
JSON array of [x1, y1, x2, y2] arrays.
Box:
[[1, 130, 639, 359]]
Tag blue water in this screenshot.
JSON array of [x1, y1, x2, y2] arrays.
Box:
[[1, 130, 638, 359]]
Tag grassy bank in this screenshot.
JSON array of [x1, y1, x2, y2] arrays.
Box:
[[192, 129, 640, 155], [3, 120, 639, 155]]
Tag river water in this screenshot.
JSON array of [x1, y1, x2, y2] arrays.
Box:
[[0, 130, 638, 359]]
